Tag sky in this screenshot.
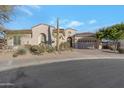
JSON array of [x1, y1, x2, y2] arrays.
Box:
[[4, 5, 124, 32]]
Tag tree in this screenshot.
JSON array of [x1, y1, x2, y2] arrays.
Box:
[[96, 28, 105, 40], [0, 5, 14, 24], [96, 23, 124, 51], [106, 27, 124, 51], [96, 28, 106, 49]]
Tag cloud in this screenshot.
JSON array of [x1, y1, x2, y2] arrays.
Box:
[[28, 5, 41, 9], [17, 6, 33, 16], [67, 21, 84, 27], [49, 18, 68, 26], [16, 5, 42, 16], [49, 18, 84, 29], [89, 19, 97, 24]]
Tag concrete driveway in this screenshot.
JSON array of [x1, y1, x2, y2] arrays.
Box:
[[0, 59, 124, 88]]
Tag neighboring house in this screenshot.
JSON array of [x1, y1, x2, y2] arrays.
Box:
[[73, 32, 99, 49], [4, 24, 76, 48]]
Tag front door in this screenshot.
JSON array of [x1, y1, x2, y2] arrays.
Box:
[[67, 37, 72, 47]]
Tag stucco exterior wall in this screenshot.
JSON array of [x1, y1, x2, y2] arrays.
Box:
[[31, 24, 56, 46], [6, 24, 77, 48], [21, 34, 32, 45], [6, 34, 32, 47], [65, 29, 76, 39], [7, 36, 14, 47]]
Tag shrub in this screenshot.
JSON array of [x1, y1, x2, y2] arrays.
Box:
[[109, 45, 115, 50], [59, 42, 72, 51], [118, 48, 124, 54], [13, 48, 27, 57], [13, 53, 18, 57], [59, 43, 65, 51], [29, 45, 45, 55], [24, 44, 32, 50], [17, 48, 27, 55], [46, 45, 56, 53]]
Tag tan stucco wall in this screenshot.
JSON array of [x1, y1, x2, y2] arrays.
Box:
[[31, 25, 76, 47], [65, 29, 76, 38], [6, 24, 76, 48], [6, 34, 32, 47], [21, 34, 32, 45], [31, 24, 56, 46]]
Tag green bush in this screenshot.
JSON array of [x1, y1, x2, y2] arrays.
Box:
[[13, 53, 18, 57], [29, 45, 45, 55], [13, 48, 27, 57], [17, 48, 27, 55], [46, 45, 56, 53], [118, 48, 124, 54]]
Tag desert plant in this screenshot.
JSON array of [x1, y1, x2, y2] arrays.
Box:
[[109, 45, 115, 50], [59, 42, 72, 51], [46, 45, 56, 53], [17, 48, 27, 55], [118, 48, 124, 54], [59, 43, 65, 51], [13, 48, 27, 57], [13, 53, 18, 57], [29, 45, 45, 55]]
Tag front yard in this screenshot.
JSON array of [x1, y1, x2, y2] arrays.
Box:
[[0, 49, 124, 72], [0, 49, 124, 62]]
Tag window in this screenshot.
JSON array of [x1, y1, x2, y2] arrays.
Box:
[[13, 36, 21, 45]]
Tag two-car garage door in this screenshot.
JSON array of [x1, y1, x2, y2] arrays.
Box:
[[75, 39, 98, 49]]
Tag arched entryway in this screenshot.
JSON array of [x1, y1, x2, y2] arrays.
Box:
[[39, 33, 46, 44], [67, 37, 73, 47]]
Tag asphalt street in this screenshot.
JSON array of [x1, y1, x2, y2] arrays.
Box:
[[0, 59, 124, 88]]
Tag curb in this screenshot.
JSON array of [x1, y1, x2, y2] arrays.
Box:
[[0, 57, 124, 72]]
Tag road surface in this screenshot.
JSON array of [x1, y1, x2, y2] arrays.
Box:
[[0, 59, 124, 88]]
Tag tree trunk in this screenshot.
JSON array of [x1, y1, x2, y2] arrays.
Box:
[[113, 40, 118, 53], [98, 40, 102, 49]]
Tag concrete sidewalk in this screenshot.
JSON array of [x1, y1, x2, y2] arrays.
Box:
[[0, 49, 124, 72]]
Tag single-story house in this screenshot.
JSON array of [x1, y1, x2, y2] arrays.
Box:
[[3, 24, 76, 48], [0, 23, 124, 50]]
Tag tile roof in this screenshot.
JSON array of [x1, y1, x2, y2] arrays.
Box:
[[75, 32, 95, 37], [53, 29, 64, 33], [53, 29, 65, 36], [4, 29, 32, 34]]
